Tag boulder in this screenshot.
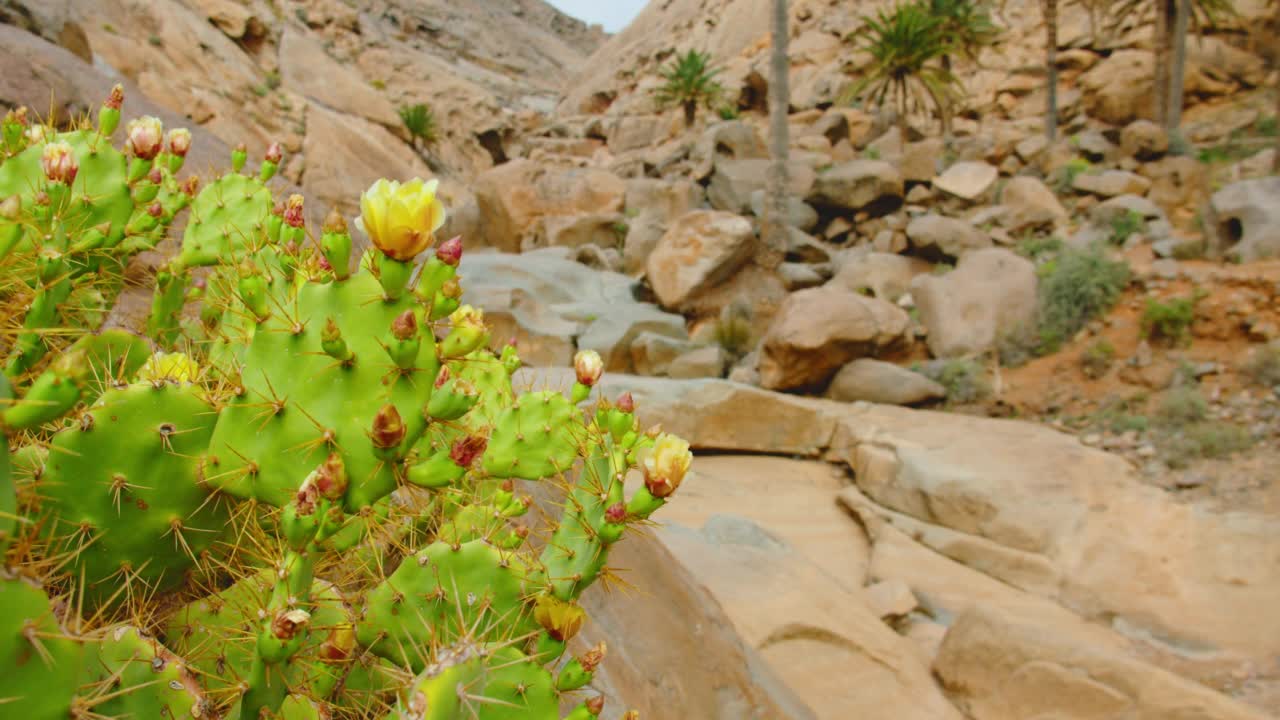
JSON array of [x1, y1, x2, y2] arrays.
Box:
[[280, 29, 400, 129], [1014, 134, 1050, 163], [750, 190, 820, 231], [1207, 177, 1280, 262], [829, 252, 932, 302], [622, 211, 668, 276], [708, 158, 815, 214], [1079, 50, 1154, 125], [473, 159, 626, 251], [691, 120, 768, 179], [898, 138, 944, 183], [533, 213, 625, 251], [1072, 169, 1152, 197], [998, 176, 1068, 232], [932, 161, 998, 201], [607, 114, 668, 153], [668, 345, 729, 379], [1140, 155, 1208, 213], [905, 214, 992, 260], [647, 211, 756, 312], [1089, 194, 1166, 227], [935, 608, 1271, 720], [629, 331, 694, 376], [911, 248, 1037, 358], [825, 359, 946, 406], [758, 286, 910, 390], [624, 178, 703, 220], [1119, 119, 1169, 160], [807, 160, 904, 211]]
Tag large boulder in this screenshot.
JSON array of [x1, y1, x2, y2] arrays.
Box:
[[691, 120, 768, 179], [826, 359, 946, 406], [1079, 50, 1154, 125], [758, 285, 910, 390], [1072, 169, 1152, 198], [531, 213, 625, 251], [905, 214, 992, 260], [911, 248, 1037, 358], [829, 252, 932, 302], [707, 157, 815, 214], [622, 178, 704, 275], [473, 160, 626, 251], [1119, 119, 1169, 160], [1207, 177, 1280, 262], [807, 160, 904, 212], [998, 176, 1068, 232], [646, 211, 756, 312], [932, 161, 999, 201]]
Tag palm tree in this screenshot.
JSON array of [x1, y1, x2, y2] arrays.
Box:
[[761, 0, 791, 270], [655, 50, 723, 127], [928, 0, 1001, 72], [841, 3, 962, 143], [1273, 0, 1279, 173], [1044, 0, 1060, 140]]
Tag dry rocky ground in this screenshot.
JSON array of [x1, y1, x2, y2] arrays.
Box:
[[2, 0, 1280, 717]]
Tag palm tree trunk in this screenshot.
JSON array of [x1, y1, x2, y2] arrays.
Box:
[[1167, 0, 1190, 131], [761, 0, 791, 270], [683, 100, 697, 128], [1153, 0, 1174, 125], [1274, 0, 1280, 174], [940, 54, 954, 139], [1045, 0, 1059, 140]]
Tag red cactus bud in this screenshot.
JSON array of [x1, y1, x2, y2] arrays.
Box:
[[370, 404, 405, 450], [574, 350, 604, 387], [317, 255, 332, 271], [270, 608, 311, 640], [580, 641, 607, 671], [500, 479, 515, 492], [313, 452, 347, 500], [167, 128, 191, 157], [148, 202, 163, 218], [294, 479, 320, 515], [181, 175, 200, 197], [391, 310, 417, 341], [319, 624, 356, 662], [449, 435, 488, 469], [435, 235, 463, 266], [323, 207, 347, 234], [433, 365, 451, 388], [125, 116, 164, 159], [265, 141, 283, 164], [616, 392, 635, 413], [104, 84, 124, 111], [604, 502, 626, 524], [192, 276, 207, 291], [6, 106, 28, 126], [283, 194, 305, 228], [283, 239, 300, 256], [33, 190, 49, 207], [586, 696, 604, 715], [40, 142, 78, 185], [147, 166, 163, 184]]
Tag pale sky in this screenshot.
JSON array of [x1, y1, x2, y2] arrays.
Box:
[[547, 0, 648, 33]]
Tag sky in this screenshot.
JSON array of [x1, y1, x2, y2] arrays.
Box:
[[546, 0, 648, 33]]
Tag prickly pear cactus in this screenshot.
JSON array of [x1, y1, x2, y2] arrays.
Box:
[[0, 163, 694, 720]]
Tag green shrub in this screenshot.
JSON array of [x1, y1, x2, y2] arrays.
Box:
[[1257, 114, 1278, 138], [1016, 234, 1063, 261], [264, 70, 281, 91], [1107, 210, 1145, 246], [1141, 294, 1198, 346], [1035, 247, 1130, 353], [864, 146, 882, 160], [1242, 342, 1280, 387], [713, 301, 754, 359], [1162, 421, 1253, 468], [1052, 157, 1091, 193], [399, 103, 438, 146], [716, 105, 740, 120], [915, 359, 990, 404], [1156, 386, 1209, 427], [1080, 338, 1115, 379]]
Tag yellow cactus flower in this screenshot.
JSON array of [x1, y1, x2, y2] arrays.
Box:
[[534, 595, 587, 642], [137, 352, 200, 384], [642, 433, 692, 498], [357, 177, 447, 261]]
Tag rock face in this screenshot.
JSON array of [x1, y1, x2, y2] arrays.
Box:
[[758, 285, 910, 390], [1208, 177, 1280, 262], [905, 214, 992, 260], [911, 248, 1038, 358], [826, 360, 946, 406], [280, 29, 399, 129], [807, 160, 904, 211], [647, 211, 756, 312], [473, 160, 626, 251], [302, 103, 430, 215]]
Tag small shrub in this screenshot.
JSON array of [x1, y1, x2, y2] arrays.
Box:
[[1141, 294, 1198, 346], [148, 34, 164, 47], [371, 79, 387, 90], [1036, 247, 1130, 354], [399, 103, 437, 146], [654, 50, 722, 127], [1162, 421, 1253, 468], [250, 84, 269, 98], [1156, 386, 1209, 427], [610, 221, 630, 241], [864, 146, 882, 160], [1241, 342, 1280, 387], [1053, 157, 1091, 193], [916, 359, 990, 404], [1107, 210, 1145, 246], [1257, 114, 1278, 138], [997, 325, 1039, 368], [713, 301, 754, 359], [716, 105, 740, 120], [1016, 235, 1063, 261], [1080, 339, 1115, 379], [1088, 395, 1149, 434], [264, 71, 281, 91]]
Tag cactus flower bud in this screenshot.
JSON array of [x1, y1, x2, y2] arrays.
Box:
[[436, 235, 463, 266], [25, 124, 47, 144], [0, 194, 20, 220], [449, 435, 488, 469], [433, 365, 451, 388], [125, 116, 164, 159], [533, 595, 586, 642], [148, 202, 163, 218], [105, 85, 124, 111], [312, 452, 348, 500], [604, 502, 626, 524], [357, 177, 447, 261], [642, 434, 691, 499], [283, 194, 305, 228], [147, 166, 163, 185], [586, 697, 605, 716], [616, 392, 635, 413], [231, 142, 247, 172], [323, 207, 347, 234], [6, 106, 28, 126], [580, 642, 607, 672], [167, 128, 191, 157], [440, 277, 462, 299], [137, 352, 199, 384], [270, 609, 311, 640], [265, 141, 283, 164], [319, 624, 356, 662], [390, 310, 417, 341], [370, 404, 405, 451], [40, 141, 78, 185], [574, 350, 604, 387]]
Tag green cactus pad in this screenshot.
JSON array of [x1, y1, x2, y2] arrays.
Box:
[[539, 449, 623, 601], [0, 574, 84, 720], [358, 539, 536, 673], [387, 642, 557, 720], [80, 625, 207, 719], [0, 375, 13, 554], [39, 381, 225, 608], [178, 172, 274, 267], [483, 391, 581, 481]]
